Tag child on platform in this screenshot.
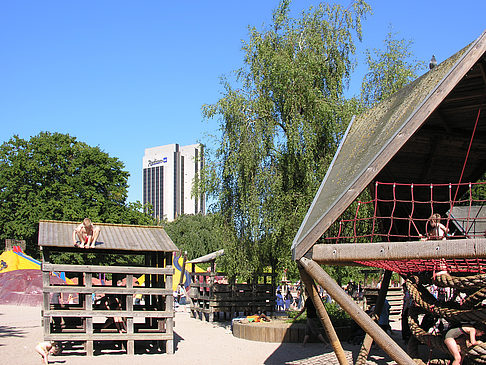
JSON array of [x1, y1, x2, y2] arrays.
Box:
[[73, 218, 101, 248]]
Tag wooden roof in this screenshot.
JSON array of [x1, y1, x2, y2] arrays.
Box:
[[38, 220, 178, 252], [293, 30, 486, 260]]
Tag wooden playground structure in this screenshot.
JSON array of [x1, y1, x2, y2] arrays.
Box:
[[39, 220, 178, 356], [293, 30, 486, 364], [187, 250, 276, 322]]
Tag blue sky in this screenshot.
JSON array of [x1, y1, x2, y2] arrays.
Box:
[[1, 1, 485, 204]]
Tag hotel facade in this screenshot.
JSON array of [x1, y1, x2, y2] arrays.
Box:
[[142, 143, 205, 222]]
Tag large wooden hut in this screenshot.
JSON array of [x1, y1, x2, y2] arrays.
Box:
[[39, 220, 178, 356], [293, 30, 486, 364]]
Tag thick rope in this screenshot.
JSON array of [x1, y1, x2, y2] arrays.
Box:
[[461, 287, 486, 309], [408, 310, 450, 353], [413, 273, 486, 308], [431, 273, 486, 290], [405, 279, 486, 322], [408, 309, 486, 364]]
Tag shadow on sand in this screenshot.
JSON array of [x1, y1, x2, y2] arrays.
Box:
[[0, 324, 26, 340]]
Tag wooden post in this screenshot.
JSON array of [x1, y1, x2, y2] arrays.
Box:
[[299, 257, 415, 365], [355, 270, 392, 365], [126, 273, 134, 355], [85, 272, 94, 356], [165, 252, 174, 354], [298, 265, 349, 365], [42, 268, 51, 339]]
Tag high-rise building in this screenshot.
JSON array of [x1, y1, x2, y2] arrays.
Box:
[[142, 143, 205, 222]]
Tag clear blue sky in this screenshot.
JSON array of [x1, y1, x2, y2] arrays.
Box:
[[1, 1, 484, 204]]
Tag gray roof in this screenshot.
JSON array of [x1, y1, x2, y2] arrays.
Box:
[[449, 206, 486, 238], [292, 30, 486, 260], [38, 220, 179, 252]]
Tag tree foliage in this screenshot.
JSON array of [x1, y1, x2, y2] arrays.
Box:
[[360, 27, 425, 109], [201, 0, 371, 279], [0, 132, 154, 256], [163, 213, 225, 261]]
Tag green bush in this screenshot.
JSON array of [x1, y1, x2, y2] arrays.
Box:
[[287, 301, 352, 327]]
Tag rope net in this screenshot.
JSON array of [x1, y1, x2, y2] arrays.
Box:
[[323, 181, 486, 274]]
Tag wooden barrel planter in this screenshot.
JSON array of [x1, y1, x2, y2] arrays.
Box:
[[232, 320, 351, 343]]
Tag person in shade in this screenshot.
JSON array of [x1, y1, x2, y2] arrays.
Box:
[[294, 292, 329, 347]]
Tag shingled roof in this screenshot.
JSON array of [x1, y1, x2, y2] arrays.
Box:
[[293, 30, 486, 260], [38, 220, 178, 252]]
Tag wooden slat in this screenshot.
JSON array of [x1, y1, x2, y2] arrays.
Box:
[[44, 310, 173, 318], [42, 263, 173, 275], [42, 287, 171, 295], [44, 333, 173, 341]]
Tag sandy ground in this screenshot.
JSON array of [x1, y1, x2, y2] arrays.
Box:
[[0, 304, 430, 365]]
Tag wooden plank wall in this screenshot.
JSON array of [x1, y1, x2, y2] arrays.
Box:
[[41, 252, 175, 356], [189, 272, 276, 321]]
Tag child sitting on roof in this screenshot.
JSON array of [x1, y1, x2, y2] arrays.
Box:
[[73, 218, 101, 249]]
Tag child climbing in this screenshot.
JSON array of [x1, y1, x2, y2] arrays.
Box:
[[444, 325, 484, 365]]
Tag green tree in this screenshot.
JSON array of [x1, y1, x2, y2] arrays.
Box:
[[163, 213, 224, 261], [0, 132, 153, 256], [360, 27, 426, 109], [201, 0, 370, 280]]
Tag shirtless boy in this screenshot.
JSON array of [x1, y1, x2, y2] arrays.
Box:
[[72, 218, 101, 248]]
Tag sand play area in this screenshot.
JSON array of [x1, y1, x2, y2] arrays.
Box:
[[0, 303, 417, 365]]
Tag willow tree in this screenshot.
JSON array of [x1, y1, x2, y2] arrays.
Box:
[[360, 28, 425, 109], [201, 0, 370, 279]]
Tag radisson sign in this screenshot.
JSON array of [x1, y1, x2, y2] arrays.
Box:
[[148, 157, 168, 167]]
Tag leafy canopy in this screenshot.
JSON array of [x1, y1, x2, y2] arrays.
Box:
[[163, 213, 224, 261], [201, 0, 371, 280], [360, 27, 425, 109], [0, 132, 154, 256]]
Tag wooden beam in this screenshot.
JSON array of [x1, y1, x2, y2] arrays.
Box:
[[42, 286, 171, 296], [44, 309, 173, 318], [45, 333, 173, 341], [356, 270, 392, 365], [298, 266, 349, 365], [298, 257, 416, 365], [187, 249, 224, 264], [42, 263, 173, 275], [312, 238, 486, 263]]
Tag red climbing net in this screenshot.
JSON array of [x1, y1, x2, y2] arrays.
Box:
[[323, 181, 486, 274]]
